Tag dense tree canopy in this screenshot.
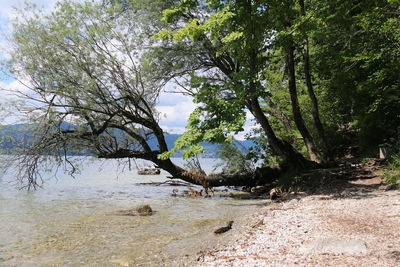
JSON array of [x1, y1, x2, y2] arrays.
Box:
[[152, 0, 400, 159], [1, 0, 400, 189]]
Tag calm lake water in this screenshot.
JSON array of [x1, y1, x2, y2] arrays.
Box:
[[0, 157, 265, 266]]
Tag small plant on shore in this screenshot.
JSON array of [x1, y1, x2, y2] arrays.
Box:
[[384, 154, 400, 186], [215, 142, 255, 175]]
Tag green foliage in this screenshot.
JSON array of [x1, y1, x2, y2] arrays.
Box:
[[215, 142, 254, 175], [152, 0, 279, 158], [160, 98, 246, 159], [153, 0, 400, 160], [384, 154, 400, 185], [310, 0, 400, 151], [3, 0, 176, 188], [4, 0, 400, 188]]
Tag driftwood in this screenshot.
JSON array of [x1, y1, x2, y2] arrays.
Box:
[[214, 221, 234, 234], [136, 180, 193, 187], [171, 186, 203, 197]]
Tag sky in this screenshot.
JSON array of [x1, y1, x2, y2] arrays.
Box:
[[0, 0, 255, 139]]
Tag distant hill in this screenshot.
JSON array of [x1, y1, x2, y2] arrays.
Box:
[[0, 123, 255, 158]]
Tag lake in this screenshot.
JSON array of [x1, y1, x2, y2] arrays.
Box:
[[0, 157, 265, 266]]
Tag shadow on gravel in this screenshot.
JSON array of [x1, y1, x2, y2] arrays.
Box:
[[285, 158, 398, 201]]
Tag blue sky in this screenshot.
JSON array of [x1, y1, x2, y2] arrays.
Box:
[[0, 0, 255, 138]]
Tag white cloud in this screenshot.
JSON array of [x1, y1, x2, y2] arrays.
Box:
[[159, 126, 187, 134], [0, 79, 32, 124], [157, 91, 190, 106], [0, 79, 30, 97], [0, 0, 82, 60], [0, 0, 59, 28], [157, 95, 197, 133], [0, 0, 59, 16]]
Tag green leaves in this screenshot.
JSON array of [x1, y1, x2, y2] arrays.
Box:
[[309, 0, 400, 148], [6, 0, 168, 161]]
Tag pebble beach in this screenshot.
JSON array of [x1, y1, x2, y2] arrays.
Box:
[[192, 188, 400, 267]]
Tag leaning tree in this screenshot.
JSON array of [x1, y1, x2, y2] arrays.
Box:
[[148, 0, 323, 166], [3, 0, 282, 189]]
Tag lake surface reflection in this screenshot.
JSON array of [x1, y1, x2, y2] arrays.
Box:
[[0, 157, 265, 266]]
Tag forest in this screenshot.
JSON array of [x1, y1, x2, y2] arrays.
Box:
[[1, 0, 400, 190]]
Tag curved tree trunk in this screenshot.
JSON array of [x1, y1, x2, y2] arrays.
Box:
[[98, 143, 316, 189], [286, 44, 321, 162], [155, 157, 282, 188], [302, 40, 329, 158], [299, 0, 329, 160], [246, 97, 318, 169], [155, 154, 319, 189]]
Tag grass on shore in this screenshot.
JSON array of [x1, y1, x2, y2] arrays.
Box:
[[384, 154, 400, 186]]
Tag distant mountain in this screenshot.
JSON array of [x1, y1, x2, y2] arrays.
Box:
[[0, 123, 255, 158]]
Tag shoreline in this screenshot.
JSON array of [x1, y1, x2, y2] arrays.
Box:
[[187, 186, 400, 267]]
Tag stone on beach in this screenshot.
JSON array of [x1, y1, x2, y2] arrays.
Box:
[[299, 238, 368, 254], [214, 221, 234, 234], [195, 189, 400, 267]]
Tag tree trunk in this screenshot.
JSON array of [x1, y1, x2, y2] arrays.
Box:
[[286, 44, 320, 162], [246, 97, 317, 169], [155, 154, 319, 189], [99, 131, 317, 189], [299, 0, 329, 159], [302, 39, 328, 157], [156, 157, 285, 187], [241, 0, 315, 168]]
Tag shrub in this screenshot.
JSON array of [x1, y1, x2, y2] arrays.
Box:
[[215, 142, 255, 174], [384, 154, 400, 185]]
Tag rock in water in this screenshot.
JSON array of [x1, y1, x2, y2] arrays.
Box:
[[214, 221, 233, 234], [137, 167, 160, 175], [136, 205, 153, 216], [110, 204, 153, 216]]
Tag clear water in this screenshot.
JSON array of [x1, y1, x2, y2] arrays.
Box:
[[0, 157, 265, 266]]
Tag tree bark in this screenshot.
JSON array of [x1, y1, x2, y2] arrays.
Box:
[[157, 158, 281, 188], [298, 0, 329, 160], [246, 97, 317, 169], [286, 44, 320, 162], [302, 39, 329, 158], [98, 138, 315, 189]]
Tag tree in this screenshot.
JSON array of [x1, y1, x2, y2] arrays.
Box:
[[152, 0, 318, 169], [215, 142, 255, 175], [3, 0, 182, 189], [3, 0, 280, 189], [154, 0, 400, 163], [298, 0, 329, 157], [310, 0, 400, 153], [7, 0, 398, 190]]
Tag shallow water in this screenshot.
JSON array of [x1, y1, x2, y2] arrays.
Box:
[[0, 157, 265, 266]]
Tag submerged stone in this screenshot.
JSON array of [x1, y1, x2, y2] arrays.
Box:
[[136, 205, 153, 216], [111, 204, 153, 216], [137, 168, 160, 175]]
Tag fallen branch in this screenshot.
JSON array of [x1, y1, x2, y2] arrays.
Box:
[[136, 180, 193, 187]]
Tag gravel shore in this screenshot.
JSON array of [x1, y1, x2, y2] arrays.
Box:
[[193, 188, 400, 267]]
